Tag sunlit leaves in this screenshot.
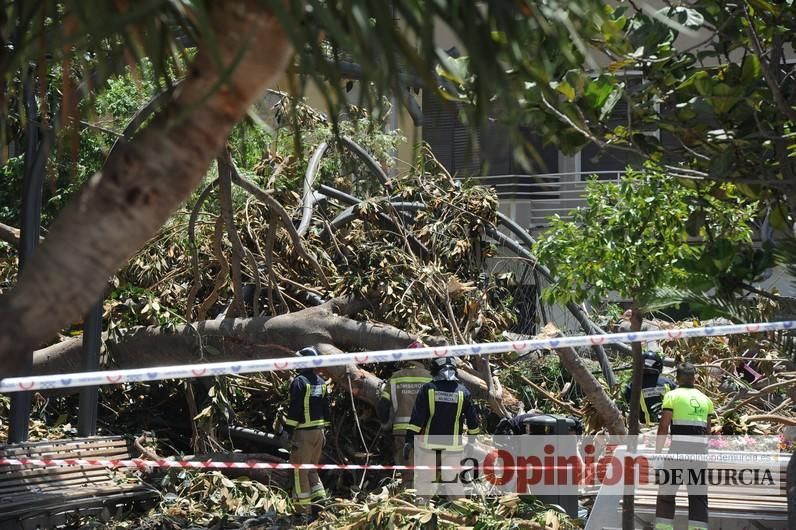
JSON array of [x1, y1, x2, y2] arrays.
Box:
[[533, 166, 761, 309]]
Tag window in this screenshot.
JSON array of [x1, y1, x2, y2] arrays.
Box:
[[422, 92, 559, 184]]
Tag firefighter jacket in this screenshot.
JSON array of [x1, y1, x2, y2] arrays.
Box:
[[377, 366, 432, 434], [662, 385, 713, 445], [623, 374, 677, 426], [405, 379, 481, 450], [284, 370, 331, 433]]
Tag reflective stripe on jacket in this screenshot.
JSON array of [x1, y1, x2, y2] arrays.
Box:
[[406, 380, 481, 449], [378, 366, 432, 433], [625, 375, 676, 426], [285, 371, 331, 430]]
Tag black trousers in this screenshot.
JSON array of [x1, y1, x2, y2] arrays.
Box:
[[654, 445, 708, 529]]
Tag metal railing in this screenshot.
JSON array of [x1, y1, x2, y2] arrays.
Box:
[[462, 171, 625, 228]]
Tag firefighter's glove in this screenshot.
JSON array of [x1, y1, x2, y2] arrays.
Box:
[[402, 443, 412, 461]]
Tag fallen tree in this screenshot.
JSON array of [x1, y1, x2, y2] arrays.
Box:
[[31, 295, 519, 411], [13, 98, 618, 431]]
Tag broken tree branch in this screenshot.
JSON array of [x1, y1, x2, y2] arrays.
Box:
[[225, 157, 330, 289]]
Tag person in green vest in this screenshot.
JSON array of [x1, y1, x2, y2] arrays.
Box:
[[654, 362, 715, 530]]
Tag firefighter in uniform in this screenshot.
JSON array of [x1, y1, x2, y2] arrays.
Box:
[[377, 345, 431, 488], [284, 346, 331, 518], [624, 351, 677, 426], [403, 357, 481, 496], [655, 362, 714, 530]]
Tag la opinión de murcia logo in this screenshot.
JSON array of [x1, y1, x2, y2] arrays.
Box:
[[412, 435, 781, 496]]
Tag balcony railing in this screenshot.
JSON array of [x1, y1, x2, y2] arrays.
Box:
[[464, 171, 625, 229]]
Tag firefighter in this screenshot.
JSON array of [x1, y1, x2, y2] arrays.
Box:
[[403, 356, 481, 496], [655, 362, 715, 530], [377, 344, 431, 488], [623, 351, 677, 426], [284, 346, 331, 520]]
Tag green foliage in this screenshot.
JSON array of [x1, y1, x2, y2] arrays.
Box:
[[271, 0, 609, 137], [1, 1, 196, 138], [601, 0, 796, 190], [0, 58, 165, 228], [155, 470, 291, 525], [2, 1, 792, 218], [304, 492, 577, 530], [534, 166, 761, 309], [1, 0, 612, 178], [95, 72, 156, 121], [438, 1, 795, 220], [0, 156, 24, 226], [257, 98, 405, 195]]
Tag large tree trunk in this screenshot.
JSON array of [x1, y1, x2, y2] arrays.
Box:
[[30, 300, 519, 410], [0, 0, 293, 376], [541, 324, 627, 436]]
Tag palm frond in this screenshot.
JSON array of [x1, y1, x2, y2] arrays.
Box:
[[649, 287, 764, 323], [773, 234, 796, 281]]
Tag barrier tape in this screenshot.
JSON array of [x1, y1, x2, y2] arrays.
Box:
[[0, 457, 461, 471], [1, 320, 793, 393], [0, 454, 783, 471]]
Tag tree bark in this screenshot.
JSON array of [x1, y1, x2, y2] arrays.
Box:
[[542, 324, 627, 436], [217, 149, 246, 318], [625, 307, 644, 432], [26, 300, 518, 410], [0, 222, 22, 245], [0, 0, 293, 375]]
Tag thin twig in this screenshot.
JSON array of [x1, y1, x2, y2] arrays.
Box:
[[742, 5, 796, 124], [721, 377, 796, 414], [520, 375, 582, 416], [743, 414, 796, 426], [263, 213, 285, 314], [134, 434, 162, 460], [346, 370, 371, 491], [244, 247, 261, 316], [265, 156, 292, 190]]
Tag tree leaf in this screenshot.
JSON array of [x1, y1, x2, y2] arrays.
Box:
[[551, 80, 576, 101], [710, 83, 742, 114], [599, 85, 624, 121], [741, 55, 761, 83], [658, 6, 705, 30]]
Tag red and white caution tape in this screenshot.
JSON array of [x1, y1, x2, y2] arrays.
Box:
[[0, 456, 464, 471], [0, 454, 783, 471], [1, 320, 793, 393]]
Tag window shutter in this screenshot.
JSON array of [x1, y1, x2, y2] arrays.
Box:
[[422, 90, 457, 171]]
